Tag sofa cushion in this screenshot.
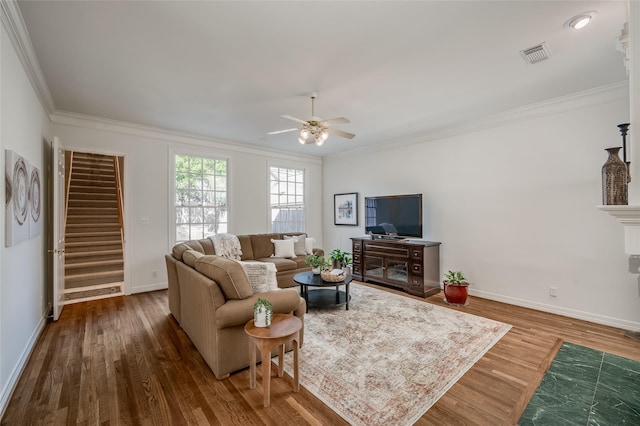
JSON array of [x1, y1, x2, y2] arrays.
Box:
[[271, 238, 296, 258], [172, 241, 205, 260], [183, 249, 204, 268], [250, 234, 281, 259], [256, 257, 298, 272], [195, 255, 253, 300], [237, 235, 254, 260], [285, 234, 307, 256]]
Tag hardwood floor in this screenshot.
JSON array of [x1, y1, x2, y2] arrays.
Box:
[[2, 284, 639, 425]]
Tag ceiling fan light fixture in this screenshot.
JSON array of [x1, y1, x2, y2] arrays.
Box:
[[318, 129, 328, 143], [300, 127, 310, 140]]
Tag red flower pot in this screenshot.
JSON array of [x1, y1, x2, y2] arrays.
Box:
[[443, 282, 469, 306]]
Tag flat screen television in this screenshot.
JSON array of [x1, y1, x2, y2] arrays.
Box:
[[364, 194, 422, 238]]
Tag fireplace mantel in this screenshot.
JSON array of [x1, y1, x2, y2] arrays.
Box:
[[598, 205, 640, 254]]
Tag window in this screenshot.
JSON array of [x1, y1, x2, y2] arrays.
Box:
[[270, 166, 304, 233], [174, 154, 228, 243]]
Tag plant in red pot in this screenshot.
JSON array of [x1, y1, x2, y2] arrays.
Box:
[[443, 270, 470, 306]]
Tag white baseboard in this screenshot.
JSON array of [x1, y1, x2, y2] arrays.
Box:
[[0, 315, 46, 419], [469, 288, 640, 332], [127, 281, 168, 295]]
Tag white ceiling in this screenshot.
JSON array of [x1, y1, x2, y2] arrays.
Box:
[[17, 1, 629, 156]]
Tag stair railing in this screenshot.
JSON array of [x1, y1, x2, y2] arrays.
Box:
[[64, 151, 74, 229], [113, 156, 125, 249]]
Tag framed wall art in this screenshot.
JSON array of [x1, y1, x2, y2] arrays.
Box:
[[334, 192, 358, 226]]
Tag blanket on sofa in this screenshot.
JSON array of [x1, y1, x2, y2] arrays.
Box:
[[209, 233, 242, 260], [238, 261, 278, 293]]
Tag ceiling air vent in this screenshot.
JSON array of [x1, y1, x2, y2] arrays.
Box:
[[520, 42, 551, 64]]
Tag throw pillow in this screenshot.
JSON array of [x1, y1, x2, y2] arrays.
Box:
[[239, 261, 278, 294], [183, 249, 204, 268], [194, 256, 253, 300], [271, 238, 296, 258], [305, 237, 316, 255], [285, 234, 307, 256]]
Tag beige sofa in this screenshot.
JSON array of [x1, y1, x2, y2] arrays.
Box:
[[165, 233, 321, 379], [166, 232, 323, 324]]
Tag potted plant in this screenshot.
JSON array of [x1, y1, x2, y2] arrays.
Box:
[[305, 254, 325, 274], [253, 298, 272, 327], [329, 249, 351, 270], [443, 270, 470, 306]]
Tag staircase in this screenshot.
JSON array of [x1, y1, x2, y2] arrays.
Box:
[[64, 152, 124, 300]]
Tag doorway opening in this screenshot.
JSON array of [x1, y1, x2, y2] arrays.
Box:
[[63, 151, 125, 303]]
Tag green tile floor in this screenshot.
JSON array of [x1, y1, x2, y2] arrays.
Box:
[[519, 342, 640, 425]]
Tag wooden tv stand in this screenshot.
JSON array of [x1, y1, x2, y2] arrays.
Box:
[[351, 237, 441, 297]]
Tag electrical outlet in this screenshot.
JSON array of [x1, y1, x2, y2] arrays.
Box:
[[549, 287, 558, 297], [152, 270, 158, 278], [140, 217, 150, 225]]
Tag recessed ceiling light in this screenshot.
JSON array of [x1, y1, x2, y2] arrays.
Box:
[[566, 11, 597, 30]]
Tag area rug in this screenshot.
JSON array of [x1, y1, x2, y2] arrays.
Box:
[[519, 342, 640, 425], [278, 283, 511, 426]]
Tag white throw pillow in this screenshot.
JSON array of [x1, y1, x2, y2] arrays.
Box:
[[285, 234, 307, 256], [305, 237, 316, 255], [271, 238, 296, 258], [239, 261, 278, 293]]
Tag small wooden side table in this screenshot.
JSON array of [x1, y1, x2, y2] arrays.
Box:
[[244, 313, 302, 407]]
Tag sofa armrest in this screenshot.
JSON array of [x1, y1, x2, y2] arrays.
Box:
[[216, 288, 302, 329]]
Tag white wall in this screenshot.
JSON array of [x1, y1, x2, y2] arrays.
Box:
[[0, 23, 51, 414], [323, 84, 640, 330], [50, 116, 323, 294]]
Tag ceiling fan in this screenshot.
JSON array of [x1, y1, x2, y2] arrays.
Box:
[[269, 92, 355, 146]]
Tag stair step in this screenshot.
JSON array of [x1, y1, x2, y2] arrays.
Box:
[[66, 214, 119, 223], [71, 170, 114, 178], [66, 248, 122, 256], [67, 185, 116, 194], [70, 179, 116, 187], [68, 200, 117, 208], [66, 228, 120, 234], [66, 248, 123, 259], [65, 242, 122, 253], [68, 192, 117, 201], [66, 222, 120, 229], [67, 207, 118, 216], [65, 267, 123, 277], [65, 271, 124, 289], [66, 258, 123, 269], [65, 233, 121, 242]]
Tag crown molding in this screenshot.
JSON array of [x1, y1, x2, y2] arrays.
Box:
[[0, 0, 55, 114], [50, 110, 323, 165], [326, 81, 630, 162]]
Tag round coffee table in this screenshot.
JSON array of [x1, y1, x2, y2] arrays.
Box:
[[293, 271, 352, 312]]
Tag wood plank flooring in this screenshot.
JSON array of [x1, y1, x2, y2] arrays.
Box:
[[2, 284, 640, 425]]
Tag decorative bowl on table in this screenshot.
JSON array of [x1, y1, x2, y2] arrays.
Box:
[[321, 269, 346, 282]]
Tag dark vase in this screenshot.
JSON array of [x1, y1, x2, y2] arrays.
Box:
[[602, 147, 628, 205]]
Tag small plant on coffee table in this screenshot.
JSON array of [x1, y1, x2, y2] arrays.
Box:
[[329, 249, 351, 270], [305, 254, 325, 274]]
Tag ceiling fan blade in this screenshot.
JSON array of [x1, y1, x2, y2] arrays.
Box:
[[327, 128, 355, 139], [319, 117, 350, 126], [268, 128, 298, 135], [281, 114, 308, 125]]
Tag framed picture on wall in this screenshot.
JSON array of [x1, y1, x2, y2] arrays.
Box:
[[334, 192, 358, 226]]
